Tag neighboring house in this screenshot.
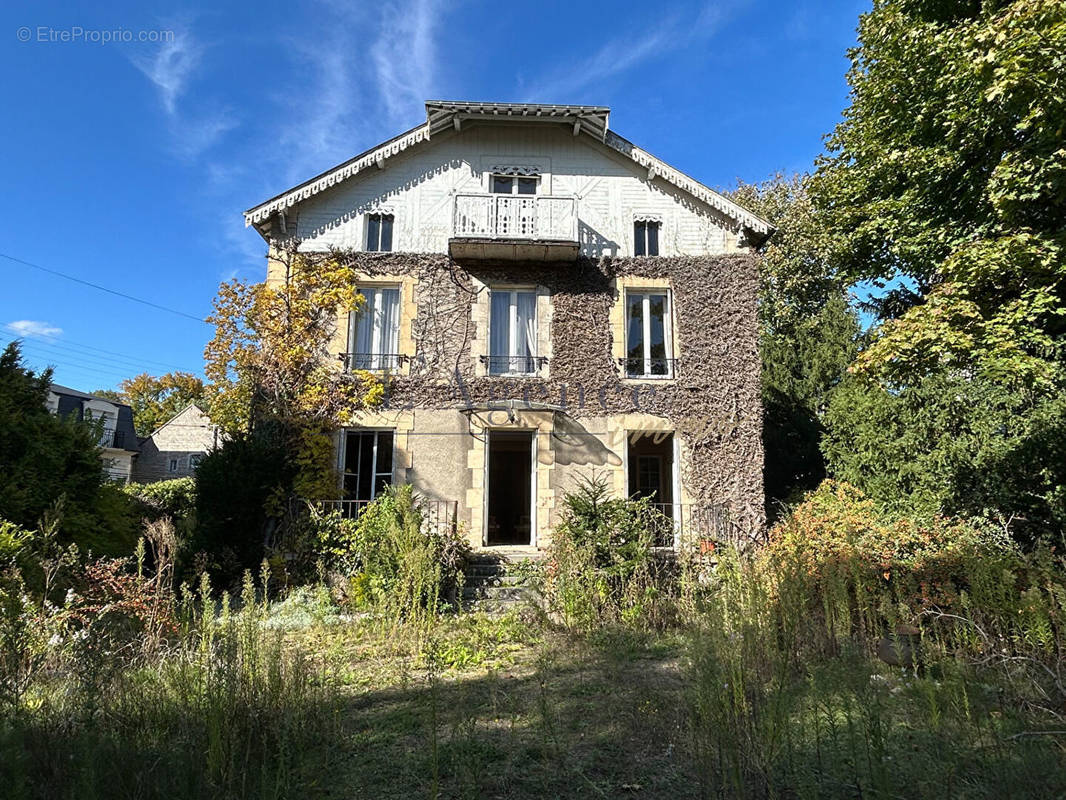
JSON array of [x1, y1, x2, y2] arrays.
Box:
[[244, 101, 773, 551], [47, 384, 140, 482], [132, 404, 219, 483]]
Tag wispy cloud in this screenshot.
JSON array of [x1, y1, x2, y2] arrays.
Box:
[[274, 0, 445, 183], [131, 25, 236, 159], [521, 2, 737, 101], [7, 320, 63, 338], [371, 0, 442, 127], [132, 28, 203, 114]]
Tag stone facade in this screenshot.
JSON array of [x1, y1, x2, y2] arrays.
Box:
[[132, 405, 219, 483], [324, 251, 764, 550]]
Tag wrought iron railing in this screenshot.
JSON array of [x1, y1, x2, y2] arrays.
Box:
[[452, 194, 578, 241], [642, 502, 746, 549], [618, 356, 676, 378], [303, 497, 459, 536], [340, 352, 410, 371], [98, 428, 126, 449], [479, 354, 548, 375]]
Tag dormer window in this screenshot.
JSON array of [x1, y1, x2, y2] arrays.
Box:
[[366, 213, 394, 252], [634, 219, 660, 256]]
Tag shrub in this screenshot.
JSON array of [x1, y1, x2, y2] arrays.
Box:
[[193, 427, 295, 586], [544, 475, 680, 631], [124, 477, 196, 521], [344, 486, 469, 626]]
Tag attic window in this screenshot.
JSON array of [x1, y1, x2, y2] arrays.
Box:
[[366, 213, 394, 252], [634, 220, 660, 256], [491, 175, 538, 195]]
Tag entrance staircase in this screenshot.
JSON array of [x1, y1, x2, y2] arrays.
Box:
[[461, 549, 545, 612]]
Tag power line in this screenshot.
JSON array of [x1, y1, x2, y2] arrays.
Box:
[[3, 328, 199, 375], [1, 324, 196, 372], [0, 251, 210, 324]]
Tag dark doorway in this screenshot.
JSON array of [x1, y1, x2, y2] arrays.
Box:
[[487, 430, 533, 545], [628, 432, 674, 507], [628, 432, 675, 546]]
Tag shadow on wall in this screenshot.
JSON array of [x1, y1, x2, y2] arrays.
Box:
[[551, 413, 622, 467], [579, 221, 620, 258]]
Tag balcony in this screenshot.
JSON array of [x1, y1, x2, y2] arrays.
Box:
[[99, 428, 126, 449], [450, 194, 579, 262]]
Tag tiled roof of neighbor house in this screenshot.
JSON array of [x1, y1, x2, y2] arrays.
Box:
[[244, 101, 774, 239]]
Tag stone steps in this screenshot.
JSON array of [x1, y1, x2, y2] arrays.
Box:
[[461, 551, 545, 612]]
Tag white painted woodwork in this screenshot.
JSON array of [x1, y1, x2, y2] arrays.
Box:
[[283, 123, 740, 258]]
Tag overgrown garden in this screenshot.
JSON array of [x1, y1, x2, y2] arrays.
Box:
[[1, 0, 1064, 797]]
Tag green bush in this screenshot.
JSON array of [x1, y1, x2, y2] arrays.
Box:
[[544, 475, 680, 631], [124, 477, 196, 521], [193, 427, 295, 586]]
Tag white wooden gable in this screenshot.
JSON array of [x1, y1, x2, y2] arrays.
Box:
[[244, 102, 772, 258]]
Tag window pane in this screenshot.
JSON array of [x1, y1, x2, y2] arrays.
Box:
[[344, 429, 362, 475], [648, 294, 668, 373], [626, 293, 644, 372], [377, 288, 400, 362], [352, 289, 375, 366], [358, 434, 374, 500], [489, 292, 510, 373], [375, 432, 393, 475], [379, 215, 393, 252], [366, 215, 381, 251], [491, 176, 513, 194], [517, 177, 537, 195], [634, 222, 646, 256], [516, 292, 537, 372], [647, 222, 659, 256]]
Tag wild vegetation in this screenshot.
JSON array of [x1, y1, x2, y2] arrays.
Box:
[[1, 0, 1063, 797]]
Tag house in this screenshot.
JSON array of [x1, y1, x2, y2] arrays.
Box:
[[132, 404, 219, 483], [244, 101, 772, 551], [47, 384, 140, 482]]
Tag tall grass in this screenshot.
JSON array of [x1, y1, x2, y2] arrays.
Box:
[[686, 483, 1066, 798], [0, 568, 338, 800]]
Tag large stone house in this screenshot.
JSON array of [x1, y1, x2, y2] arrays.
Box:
[[244, 101, 771, 551]]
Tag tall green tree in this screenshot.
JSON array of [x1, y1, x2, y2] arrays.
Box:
[[730, 175, 861, 514], [813, 0, 1066, 388], [813, 0, 1066, 537], [0, 342, 137, 554]]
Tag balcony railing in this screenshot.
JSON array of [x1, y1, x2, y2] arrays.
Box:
[[618, 356, 676, 379], [299, 498, 459, 536], [340, 352, 410, 371], [98, 427, 126, 449], [452, 194, 578, 241], [643, 502, 744, 549], [479, 354, 548, 375]]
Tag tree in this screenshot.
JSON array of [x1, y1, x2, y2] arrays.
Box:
[[203, 245, 381, 500], [0, 342, 138, 554], [812, 0, 1066, 389], [729, 175, 862, 514], [118, 371, 207, 436], [809, 1, 1066, 539]]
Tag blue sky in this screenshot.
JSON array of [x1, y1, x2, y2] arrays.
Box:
[[0, 0, 868, 392]]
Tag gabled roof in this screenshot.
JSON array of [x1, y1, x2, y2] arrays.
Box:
[[244, 101, 773, 239]]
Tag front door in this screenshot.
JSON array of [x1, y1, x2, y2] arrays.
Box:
[[486, 430, 534, 545]]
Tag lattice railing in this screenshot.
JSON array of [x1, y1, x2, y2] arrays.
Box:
[[452, 194, 577, 241]]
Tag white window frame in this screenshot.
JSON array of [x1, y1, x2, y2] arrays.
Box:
[[625, 289, 674, 379], [488, 288, 539, 376], [340, 428, 395, 503], [348, 285, 401, 370]]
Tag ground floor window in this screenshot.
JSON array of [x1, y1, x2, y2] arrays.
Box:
[[342, 429, 394, 504], [628, 432, 675, 546]]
